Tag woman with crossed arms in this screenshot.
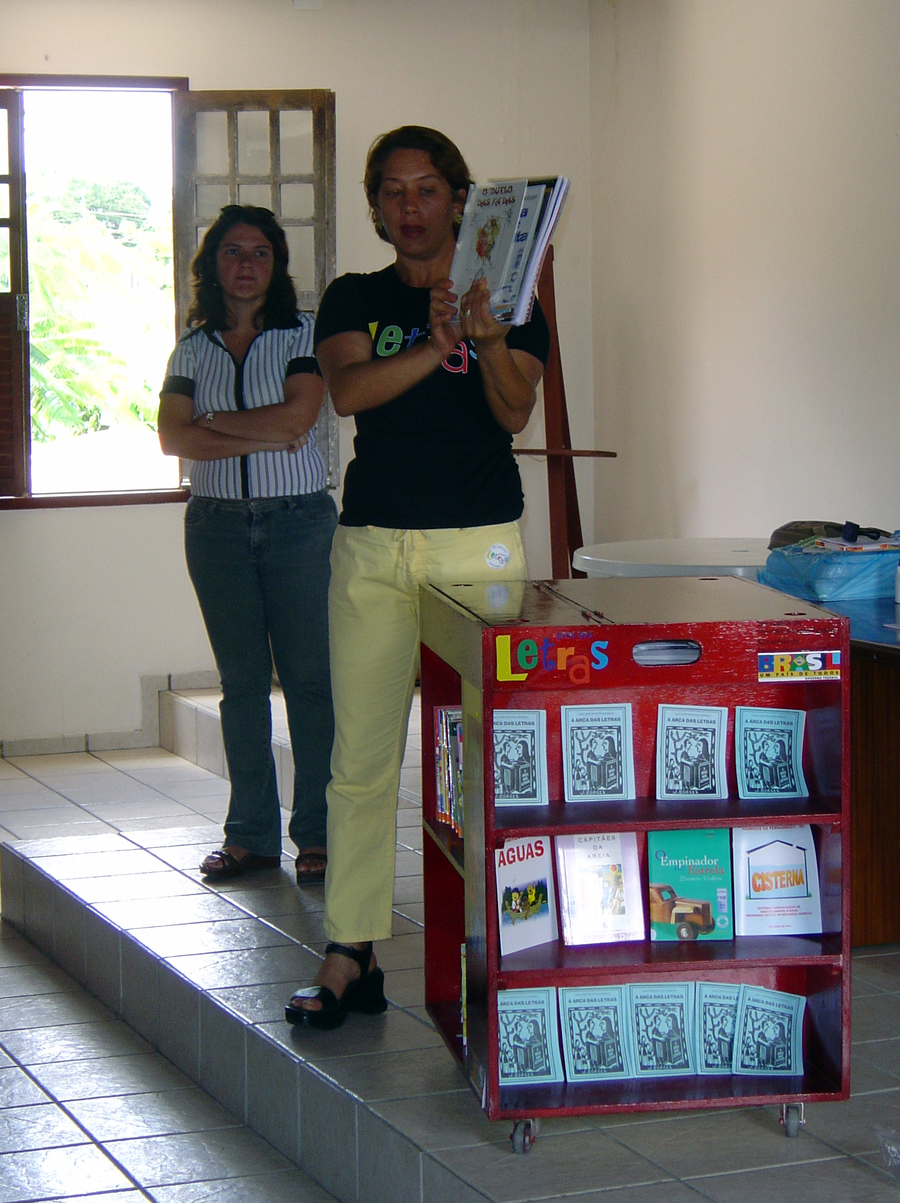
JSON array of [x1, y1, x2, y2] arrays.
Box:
[[158, 204, 336, 891]]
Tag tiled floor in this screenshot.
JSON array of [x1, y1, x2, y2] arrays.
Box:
[[3, 692, 900, 1201]]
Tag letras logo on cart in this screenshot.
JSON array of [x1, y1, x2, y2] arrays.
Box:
[[495, 633, 609, 684], [757, 651, 841, 682]]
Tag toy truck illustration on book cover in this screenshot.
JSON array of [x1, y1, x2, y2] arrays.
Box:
[[648, 883, 716, 941]]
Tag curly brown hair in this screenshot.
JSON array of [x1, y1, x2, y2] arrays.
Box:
[[186, 205, 299, 330], [364, 126, 472, 243]]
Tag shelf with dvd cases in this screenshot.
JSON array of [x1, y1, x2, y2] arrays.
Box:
[[418, 576, 850, 1124]]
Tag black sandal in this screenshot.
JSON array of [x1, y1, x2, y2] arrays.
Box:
[[284, 942, 387, 1029], [199, 849, 282, 879]]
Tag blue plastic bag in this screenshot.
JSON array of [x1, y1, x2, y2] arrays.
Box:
[[758, 544, 900, 602]]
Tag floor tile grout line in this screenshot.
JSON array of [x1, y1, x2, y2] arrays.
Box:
[[0, 1038, 158, 1201], [583, 1126, 721, 1200]]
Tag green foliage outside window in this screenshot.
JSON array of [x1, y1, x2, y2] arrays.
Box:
[[27, 174, 174, 443]]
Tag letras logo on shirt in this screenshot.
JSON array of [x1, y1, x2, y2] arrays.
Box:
[[368, 323, 474, 374]]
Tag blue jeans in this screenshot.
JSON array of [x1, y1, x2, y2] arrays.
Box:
[[184, 492, 338, 858]]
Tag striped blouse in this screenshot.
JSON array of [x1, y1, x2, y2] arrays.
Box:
[[160, 316, 327, 499]]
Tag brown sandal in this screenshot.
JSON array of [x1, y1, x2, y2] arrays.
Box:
[[200, 849, 281, 879], [295, 849, 327, 885]]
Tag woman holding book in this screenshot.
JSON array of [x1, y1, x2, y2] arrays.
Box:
[[285, 126, 550, 1028], [158, 204, 337, 890]]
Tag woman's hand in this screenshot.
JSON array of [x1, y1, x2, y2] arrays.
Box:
[[429, 276, 510, 357], [457, 278, 507, 346], [428, 278, 463, 360], [158, 393, 309, 460], [191, 411, 307, 453]]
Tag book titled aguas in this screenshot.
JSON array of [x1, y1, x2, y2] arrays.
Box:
[[647, 828, 733, 942], [495, 835, 558, 957], [449, 175, 569, 326]]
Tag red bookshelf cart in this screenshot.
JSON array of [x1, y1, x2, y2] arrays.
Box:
[[419, 577, 850, 1151]]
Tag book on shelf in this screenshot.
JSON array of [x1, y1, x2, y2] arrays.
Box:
[[492, 709, 549, 806], [735, 707, 808, 800], [460, 943, 467, 1051], [495, 835, 558, 956], [805, 704, 841, 797], [656, 704, 729, 800], [555, 831, 645, 945], [628, 982, 696, 1078], [560, 703, 635, 802], [818, 823, 843, 933], [694, 982, 740, 1075], [732, 824, 822, 936], [497, 987, 564, 1086], [647, 828, 733, 942], [433, 706, 464, 834], [497, 981, 806, 1086], [449, 176, 570, 326], [558, 986, 634, 1082], [732, 984, 805, 1076]]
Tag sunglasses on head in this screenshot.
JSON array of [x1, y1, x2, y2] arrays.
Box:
[[220, 204, 275, 219]]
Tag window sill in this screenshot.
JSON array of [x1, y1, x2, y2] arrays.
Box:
[[0, 489, 190, 510]]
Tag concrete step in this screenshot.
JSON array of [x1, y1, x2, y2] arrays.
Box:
[[0, 826, 486, 1203]]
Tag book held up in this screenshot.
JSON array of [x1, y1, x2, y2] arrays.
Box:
[[449, 176, 570, 326]]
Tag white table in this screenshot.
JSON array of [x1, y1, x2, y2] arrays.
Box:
[[573, 537, 770, 579]]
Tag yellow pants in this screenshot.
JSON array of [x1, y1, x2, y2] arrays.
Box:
[[323, 521, 528, 942]]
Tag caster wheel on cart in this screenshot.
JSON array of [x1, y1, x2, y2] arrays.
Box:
[[781, 1103, 803, 1138], [510, 1118, 541, 1154]]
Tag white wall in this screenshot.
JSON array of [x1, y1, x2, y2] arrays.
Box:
[[589, 0, 900, 540], [0, 0, 593, 742], [0, 503, 212, 742]]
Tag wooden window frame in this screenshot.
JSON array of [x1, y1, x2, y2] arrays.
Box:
[[0, 77, 337, 509]]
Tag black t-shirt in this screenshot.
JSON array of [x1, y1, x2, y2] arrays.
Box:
[[314, 265, 551, 529]]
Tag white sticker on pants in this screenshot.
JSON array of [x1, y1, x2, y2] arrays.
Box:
[[485, 543, 510, 569]]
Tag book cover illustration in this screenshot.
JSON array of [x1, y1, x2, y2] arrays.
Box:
[[733, 985, 805, 1076], [495, 835, 558, 956], [449, 176, 569, 325], [647, 828, 733, 942], [492, 709, 549, 807], [558, 986, 633, 1082], [695, 982, 740, 1075], [735, 707, 808, 800], [497, 987, 564, 1085], [555, 831, 645, 945], [561, 703, 635, 803], [656, 705, 729, 800], [732, 825, 822, 936], [628, 982, 696, 1078], [450, 179, 527, 314]]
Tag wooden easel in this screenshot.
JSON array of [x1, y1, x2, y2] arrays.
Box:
[[512, 246, 616, 578]]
